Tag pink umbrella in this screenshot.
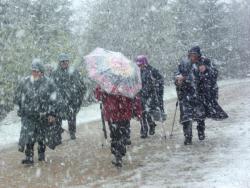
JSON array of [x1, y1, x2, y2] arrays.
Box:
[[84, 48, 141, 98]]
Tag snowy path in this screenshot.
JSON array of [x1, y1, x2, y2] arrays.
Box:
[[0, 79, 250, 187], [0, 79, 248, 150]]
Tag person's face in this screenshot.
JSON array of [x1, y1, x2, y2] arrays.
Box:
[[60, 60, 69, 69], [137, 63, 146, 69], [32, 70, 42, 80], [199, 65, 207, 73], [189, 54, 200, 64]]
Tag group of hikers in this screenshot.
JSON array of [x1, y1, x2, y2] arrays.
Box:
[[13, 46, 228, 167]]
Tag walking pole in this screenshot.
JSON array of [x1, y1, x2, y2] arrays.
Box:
[[100, 102, 108, 147], [170, 101, 178, 138]]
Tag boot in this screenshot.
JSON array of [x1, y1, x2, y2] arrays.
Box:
[[197, 126, 205, 141], [140, 132, 148, 139], [124, 138, 132, 145], [184, 136, 192, 145], [21, 156, 34, 165], [111, 141, 123, 167], [112, 155, 122, 168], [38, 152, 45, 161], [70, 132, 76, 140], [149, 123, 156, 135], [183, 121, 193, 145], [23, 144, 34, 165]]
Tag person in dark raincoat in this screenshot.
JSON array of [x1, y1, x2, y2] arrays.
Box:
[[51, 53, 86, 140], [95, 86, 142, 167], [14, 59, 61, 164], [135, 55, 166, 138], [197, 60, 228, 120], [175, 46, 210, 145]]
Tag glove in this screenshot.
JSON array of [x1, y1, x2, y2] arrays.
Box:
[[48, 116, 56, 124], [161, 112, 167, 121]]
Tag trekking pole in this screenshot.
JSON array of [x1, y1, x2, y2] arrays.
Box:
[[100, 102, 108, 147], [170, 101, 178, 138]]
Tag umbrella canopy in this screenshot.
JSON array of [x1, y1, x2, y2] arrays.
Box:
[[84, 48, 142, 98]]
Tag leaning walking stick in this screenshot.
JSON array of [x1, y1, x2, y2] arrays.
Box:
[[170, 101, 179, 138], [100, 103, 108, 147]]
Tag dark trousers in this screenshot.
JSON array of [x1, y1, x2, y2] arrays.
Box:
[[197, 120, 205, 131], [140, 111, 156, 135], [182, 120, 205, 138], [182, 121, 192, 138], [68, 114, 76, 134], [25, 141, 46, 158], [59, 114, 76, 134], [108, 120, 130, 158]]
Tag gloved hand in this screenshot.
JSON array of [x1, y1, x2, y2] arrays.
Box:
[[161, 112, 167, 121], [135, 115, 142, 121], [48, 116, 56, 124]]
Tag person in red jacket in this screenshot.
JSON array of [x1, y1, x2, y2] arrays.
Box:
[[95, 86, 142, 167]]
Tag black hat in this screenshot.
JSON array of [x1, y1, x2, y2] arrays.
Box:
[[188, 46, 202, 57]]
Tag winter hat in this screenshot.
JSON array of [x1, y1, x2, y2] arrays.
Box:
[[135, 55, 149, 66], [31, 58, 45, 73], [58, 53, 70, 62], [188, 46, 202, 57]]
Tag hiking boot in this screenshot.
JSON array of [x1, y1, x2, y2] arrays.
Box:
[[197, 124, 205, 141], [70, 133, 76, 140], [184, 136, 192, 145], [112, 156, 122, 168], [124, 138, 132, 145], [38, 153, 45, 161], [198, 129, 205, 140], [21, 157, 34, 165], [183, 121, 192, 145], [149, 124, 156, 135], [140, 133, 148, 139]]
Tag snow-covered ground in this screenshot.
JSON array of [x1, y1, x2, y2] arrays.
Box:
[[0, 82, 174, 149], [0, 78, 248, 150], [0, 79, 249, 187], [83, 78, 250, 188]]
